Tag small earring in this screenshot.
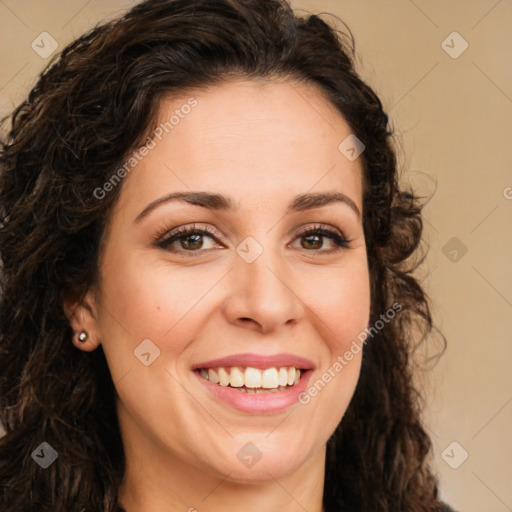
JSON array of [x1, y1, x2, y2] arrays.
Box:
[[78, 331, 88, 342]]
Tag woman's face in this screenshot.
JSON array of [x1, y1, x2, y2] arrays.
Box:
[[78, 79, 370, 483]]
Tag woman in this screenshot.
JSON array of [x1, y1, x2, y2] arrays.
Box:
[[0, 0, 453, 510]]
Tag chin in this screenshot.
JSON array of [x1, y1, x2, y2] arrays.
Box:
[[206, 440, 315, 484], [222, 460, 302, 484]]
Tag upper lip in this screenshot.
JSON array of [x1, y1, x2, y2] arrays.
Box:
[[192, 353, 315, 370]]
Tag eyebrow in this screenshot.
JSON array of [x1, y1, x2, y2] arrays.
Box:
[[134, 190, 361, 223]]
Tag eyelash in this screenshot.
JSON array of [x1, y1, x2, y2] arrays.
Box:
[[154, 223, 351, 256]]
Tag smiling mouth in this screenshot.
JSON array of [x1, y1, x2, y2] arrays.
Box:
[[195, 366, 302, 393]]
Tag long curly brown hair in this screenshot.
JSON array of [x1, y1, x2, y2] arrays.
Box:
[[0, 0, 447, 510]]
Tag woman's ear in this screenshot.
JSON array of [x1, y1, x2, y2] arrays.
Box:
[[63, 289, 101, 352]]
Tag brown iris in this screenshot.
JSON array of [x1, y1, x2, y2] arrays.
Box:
[[301, 234, 322, 250], [181, 233, 203, 250]]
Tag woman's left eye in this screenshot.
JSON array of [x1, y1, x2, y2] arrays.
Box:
[[290, 226, 351, 253], [155, 224, 350, 255]]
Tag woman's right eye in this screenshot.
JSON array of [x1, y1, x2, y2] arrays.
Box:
[[157, 227, 222, 254]]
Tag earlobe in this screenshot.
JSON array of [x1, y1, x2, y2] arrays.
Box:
[[63, 290, 101, 352]]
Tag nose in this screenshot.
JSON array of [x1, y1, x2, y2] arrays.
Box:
[[222, 248, 305, 334]]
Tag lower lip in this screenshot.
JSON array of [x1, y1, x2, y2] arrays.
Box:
[[193, 370, 313, 414]]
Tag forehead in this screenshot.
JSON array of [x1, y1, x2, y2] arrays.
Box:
[[118, 78, 363, 215]]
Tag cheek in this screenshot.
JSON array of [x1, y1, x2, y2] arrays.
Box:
[[293, 257, 370, 443], [97, 255, 222, 351], [306, 257, 371, 353]]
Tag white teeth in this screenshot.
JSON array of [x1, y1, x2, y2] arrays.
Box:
[[218, 367, 230, 386], [229, 367, 244, 388], [244, 367, 262, 388], [287, 367, 295, 386], [208, 368, 220, 384], [278, 367, 288, 387], [199, 365, 304, 390], [261, 368, 279, 388]]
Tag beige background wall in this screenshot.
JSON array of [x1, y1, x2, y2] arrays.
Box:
[[0, 1, 511, 511]]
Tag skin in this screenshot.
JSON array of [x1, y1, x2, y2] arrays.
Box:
[[65, 78, 370, 512]]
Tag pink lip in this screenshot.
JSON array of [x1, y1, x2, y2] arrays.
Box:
[[191, 352, 315, 370], [193, 368, 314, 414]]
